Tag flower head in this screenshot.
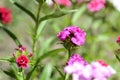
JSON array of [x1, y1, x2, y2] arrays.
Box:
[[57, 26, 86, 46], [64, 58, 116, 80], [116, 36, 120, 44], [87, 0, 106, 12], [55, 0, 71, 6], [67, 54, 87, 65], [16, 55, 29, 68], [16, 45, 26, 53], [0, 7, 12, 24]]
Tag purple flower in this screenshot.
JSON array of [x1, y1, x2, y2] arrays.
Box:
[[57, 26, 86, 46], [67, 54, 87, 65]]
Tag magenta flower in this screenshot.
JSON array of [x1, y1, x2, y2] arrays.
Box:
[[87, 0, 106, 12], [0, 7, 12, 24], [67, 54, 87, 65], [117, 36, 120, 43], [55, 0, 71, 6], [16, 55, 29, 68], [57, 26, 86, 46]]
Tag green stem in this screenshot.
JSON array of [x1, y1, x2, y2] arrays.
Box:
[[68, 47, 71, 60], [32, 3, 42, 54], [22, 69, 25, 80]]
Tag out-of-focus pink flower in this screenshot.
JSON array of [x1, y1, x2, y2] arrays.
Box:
[[91, 60, 116, 80], [67, 54, 87, 65], [55, 0, 71, 6], [16, 55, 29, 68], [16, 45, 26, 53], [64, 58, 116, 80], [87, 0, 106, 12], [57, 26, 86, 46], [0, 7, 12, 24], [117, 36, 120, 43]]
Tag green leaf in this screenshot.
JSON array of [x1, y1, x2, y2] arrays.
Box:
[[72, 5, 86, 24], [54, 66, 64, 79], [14, 2, 36, 21], [39, 9, 77, 23], [39, 63, 52, 80], [39, 48, 66, 61], [0, 26, 21, 46], [3, 70, 17, 79], [36, 20, 47, 39]]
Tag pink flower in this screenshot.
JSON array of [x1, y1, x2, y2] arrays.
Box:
[[55, 0, 71, 6], [0, 7, 12, 24], [87, 0, 106, 12], [16, 45, 26, 53], [67, 54, 87, 65], [57, 26, 86, 46], [91, 60, 116, 80], [116, 36, 120, 43], [16, 55, 29, 68], [64, 59, 116, 80]]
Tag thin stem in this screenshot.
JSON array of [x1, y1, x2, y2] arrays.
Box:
[[32, 3, 42, 54], [22, 69, 25, 80], [68, 47, 71, 60]]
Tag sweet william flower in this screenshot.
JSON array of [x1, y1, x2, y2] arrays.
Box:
[[116, 36, 120, 44], [67, 54, 87, 65], [16, 55, 29, 68], [0, 7, 12, 24], [55, 0, 71, 6], [57, 26, 86, 46], [87, 0, 106, 12]]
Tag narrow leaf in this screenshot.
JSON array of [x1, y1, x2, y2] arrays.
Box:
[[54, 66, 65, 79], [14, 2, 36, 21], [39, 9, 77, 23], [0, 26, 21, 46], [3, 70, 16, 79], [39, 63, 52, 80], [39, 48, 66, 61]]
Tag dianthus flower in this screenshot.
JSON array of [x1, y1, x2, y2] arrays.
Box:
[[67, 54, 87, 65], [87, 0, 106, 12], [90, 60, 116, 80], [16, 45, 26, 53], [0, 7, 12, 24], [116, 36, 120, 44], [57, 26, 86, 46], [64, 58, 116, 80], [16, 55, 29, 68], [55, 0, 71, 6]]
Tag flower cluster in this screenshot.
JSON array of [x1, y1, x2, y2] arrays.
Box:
[[87, 0, 106, 12], [14, 45, 33, 68], [0, 7, 12, 24], [57, 26, 86, 46], [64, 54, 116, 80]]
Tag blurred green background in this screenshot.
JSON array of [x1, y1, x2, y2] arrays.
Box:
[[0, 0, 120, 80]]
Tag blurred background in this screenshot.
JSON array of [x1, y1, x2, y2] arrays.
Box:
[[0, 0, 120, 80]]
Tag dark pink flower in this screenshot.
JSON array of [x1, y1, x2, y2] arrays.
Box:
[[67, 54, 88, 65], [16, 55, 29, 68], [0, 7, 12, 24], [117, 36, 120, 43], [55, 0, 71, 6], [57, 26, 86, 46], [16, 45, 26, 53], [87, 0, 106, 12]]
